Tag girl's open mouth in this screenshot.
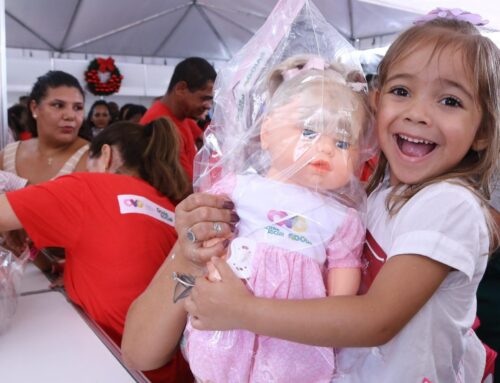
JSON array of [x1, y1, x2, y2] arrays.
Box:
[[395, 134, 436, 157]]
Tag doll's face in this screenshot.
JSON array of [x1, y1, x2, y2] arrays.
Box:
[[261, 87, 364, 191]]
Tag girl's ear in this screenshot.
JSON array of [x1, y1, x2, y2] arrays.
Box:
[[471, 139, 488, 151], [369, 89, 380, 113], [471, 130, 489, 151]]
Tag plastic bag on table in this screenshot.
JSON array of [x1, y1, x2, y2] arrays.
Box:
[[183, 0, 378, 382], [0, 246, 29, 334]]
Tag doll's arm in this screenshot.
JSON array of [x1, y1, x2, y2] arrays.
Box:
[[327, 267, 361, 296], [325, 208, 364, 296]]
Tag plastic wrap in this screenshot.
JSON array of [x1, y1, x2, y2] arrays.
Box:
[[0, 246, 28, 334], [184, 0, 377, 382]]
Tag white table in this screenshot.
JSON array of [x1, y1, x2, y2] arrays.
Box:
[[19, 261, 51, 295], [0, 291, 140, 383]]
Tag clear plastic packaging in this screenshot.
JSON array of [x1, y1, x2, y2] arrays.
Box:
[[0, 246, 29, 334], [184, 0, 377, 381]]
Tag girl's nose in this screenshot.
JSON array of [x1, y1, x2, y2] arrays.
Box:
[[404, 97, 431, 125]]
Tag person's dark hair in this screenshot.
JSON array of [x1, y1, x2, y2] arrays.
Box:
[[29, 70, 85, 105], [118, 103, 135, 120], [167, 57, 216, 93], [107, 101, 119, 122], [122, 104, 147, 121], [8, 104, 35, 140], [89, 118, 192, 202], [87, 100, 111, 122]]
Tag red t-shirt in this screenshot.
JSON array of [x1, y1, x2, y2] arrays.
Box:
[[6, 173, 191, 383], [140, 101, 198, 180]]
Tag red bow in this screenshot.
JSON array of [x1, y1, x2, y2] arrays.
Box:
[[97, 57, 115, 73]]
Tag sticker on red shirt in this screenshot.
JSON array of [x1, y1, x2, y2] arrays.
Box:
[[117, 194, 175, 226], [358, 230, 387, 294]]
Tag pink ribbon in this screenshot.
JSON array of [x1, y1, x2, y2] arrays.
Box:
[[282, 56, 325, 81], [414, 8, 488, 26]]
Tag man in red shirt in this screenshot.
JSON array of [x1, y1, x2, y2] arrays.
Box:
[[141, 57, 216, 180]]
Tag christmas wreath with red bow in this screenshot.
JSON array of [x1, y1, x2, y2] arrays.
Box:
[[84, 57, 123, 96]]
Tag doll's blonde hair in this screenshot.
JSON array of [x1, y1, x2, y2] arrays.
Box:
[[266, 54, 370, 147]]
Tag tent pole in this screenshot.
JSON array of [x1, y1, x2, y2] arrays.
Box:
[[6, 10, 57, 51], [0, 0, 7, 148], [64, 4, 190, 52], [58, 0, 83, 54], [347, 0, 355, 45], [152, 4, 193, 56], [196, 4, 232, 59]]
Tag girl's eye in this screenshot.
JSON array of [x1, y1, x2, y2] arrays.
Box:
[[336, 140, 350, 150], [52, 102, 64, 109], [74, 105, 84, 111], [389, 87, 409, 97], [440, 96, 462, 108], [302, 128, 318, 140]]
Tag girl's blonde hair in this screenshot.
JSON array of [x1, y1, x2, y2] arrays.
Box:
[[366, 18, 500, 249]]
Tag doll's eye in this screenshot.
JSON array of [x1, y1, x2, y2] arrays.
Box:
[[302, 129, 318, 140], [336, 140, 350, 150]]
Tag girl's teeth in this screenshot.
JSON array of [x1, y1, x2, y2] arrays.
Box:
[[398, 134, 433, 145]]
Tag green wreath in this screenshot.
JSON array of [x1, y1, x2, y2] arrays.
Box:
[[84, 57, 123, 96]]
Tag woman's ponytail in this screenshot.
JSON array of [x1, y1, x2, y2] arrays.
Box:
[[89, 118, 192, 203], [141, 118, 192, 202]]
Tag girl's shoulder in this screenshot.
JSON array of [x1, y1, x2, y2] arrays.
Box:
[[411, 181, 484, 211]]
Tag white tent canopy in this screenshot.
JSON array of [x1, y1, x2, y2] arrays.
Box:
[[6, 0, 498, 61], [5, 0, 423, 61]]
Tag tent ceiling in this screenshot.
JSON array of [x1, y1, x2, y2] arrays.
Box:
[[5, 0, 421, 60]]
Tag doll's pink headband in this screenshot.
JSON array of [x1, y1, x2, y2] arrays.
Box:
[[414, 8, 488, 26], [281, 56, 367, 92], [282, 56, 325, 81]]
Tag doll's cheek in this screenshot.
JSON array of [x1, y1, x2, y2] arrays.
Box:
[[293, 135, 318, 161]]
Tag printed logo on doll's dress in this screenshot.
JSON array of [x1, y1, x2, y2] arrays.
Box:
[[358, 230, 386, 294], [265, 209, 312, 245], [228, 238, 256, 278]]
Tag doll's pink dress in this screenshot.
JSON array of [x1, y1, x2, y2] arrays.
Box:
[[182, 173, 364, 383]]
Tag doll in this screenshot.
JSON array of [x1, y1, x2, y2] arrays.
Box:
[[182, 55, 371, 383]]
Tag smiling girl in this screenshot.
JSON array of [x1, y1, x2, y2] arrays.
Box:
[[122, 11, 499, 383], [180, 14, 499, 383]]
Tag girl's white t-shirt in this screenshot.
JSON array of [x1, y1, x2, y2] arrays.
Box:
[[334, 181, 489, 383]]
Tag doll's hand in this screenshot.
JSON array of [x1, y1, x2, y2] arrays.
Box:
[[175, 193, 238, 267], [185, 257, 252, 331]]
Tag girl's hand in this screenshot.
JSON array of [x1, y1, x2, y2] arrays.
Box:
[[185, 257, 252, 330], [175, 193, 238, 267]]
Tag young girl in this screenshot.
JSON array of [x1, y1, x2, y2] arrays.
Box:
[[182, 55, 371, 383], [181, 14, 500, 383]]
